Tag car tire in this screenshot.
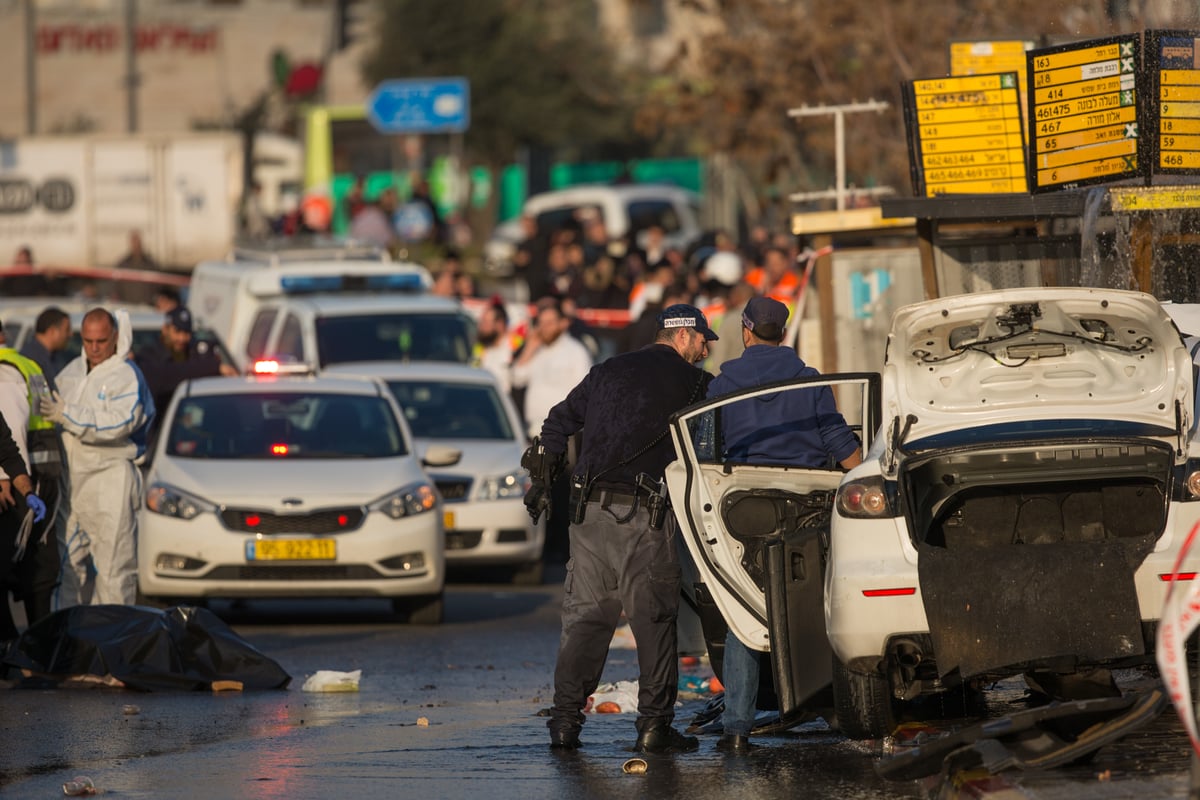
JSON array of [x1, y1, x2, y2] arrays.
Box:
[[393, 593, 444, 625], [510, 560, 544, 586], [831, 655, 896, 740]]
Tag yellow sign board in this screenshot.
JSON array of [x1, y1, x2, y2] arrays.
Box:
[[1109, 185, 1200, 210], [904, 72, 1026, 195], [1150, 31, 1200, 175], [1028, 36, 1142, 191]]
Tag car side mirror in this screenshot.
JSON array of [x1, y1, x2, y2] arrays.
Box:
[[423, 445, 462, 468]]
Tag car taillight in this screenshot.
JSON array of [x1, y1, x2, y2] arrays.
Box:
[[836, 477, 893, 519], [1187, 468, 1200, 499]]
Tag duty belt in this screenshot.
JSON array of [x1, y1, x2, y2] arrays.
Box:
[[591, 489, 638, 507]]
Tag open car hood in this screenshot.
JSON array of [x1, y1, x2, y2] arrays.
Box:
[[884, 287, 1192, 453]]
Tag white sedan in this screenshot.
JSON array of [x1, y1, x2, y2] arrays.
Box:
[[137, 372, 452, 623], [326, 362, 545, 584]]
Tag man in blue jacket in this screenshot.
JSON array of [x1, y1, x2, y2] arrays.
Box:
[[707, 295, 861, 753]]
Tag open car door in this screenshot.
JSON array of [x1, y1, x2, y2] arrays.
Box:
[[666, 373, 881, 722]]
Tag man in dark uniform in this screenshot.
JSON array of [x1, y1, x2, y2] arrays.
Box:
[[527, 303, 716, 754], [136, 307, 232, 452]]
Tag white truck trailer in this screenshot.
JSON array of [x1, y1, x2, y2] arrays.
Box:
[[0, 133, 300, 270]]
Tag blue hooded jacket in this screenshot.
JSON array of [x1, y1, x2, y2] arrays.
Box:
[[707, 344, 859, 468]]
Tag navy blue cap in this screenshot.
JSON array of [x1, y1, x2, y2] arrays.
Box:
[[657, 303, 718, 341], [742, 295, 789, 341], [165, 306, 193, 334]]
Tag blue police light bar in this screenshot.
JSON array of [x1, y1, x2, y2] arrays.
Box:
[[278, 273, 426, 294]]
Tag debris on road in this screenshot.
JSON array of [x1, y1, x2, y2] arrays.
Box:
[[301, 669, 362, 692], [876, 687, 1167, 782]]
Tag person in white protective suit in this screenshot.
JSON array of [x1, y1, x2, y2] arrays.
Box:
[[39, 308, 154, 606]]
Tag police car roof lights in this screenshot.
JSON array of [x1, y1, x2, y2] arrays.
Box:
[[251, 357, 314, 377], [277, 272, 427, 295]]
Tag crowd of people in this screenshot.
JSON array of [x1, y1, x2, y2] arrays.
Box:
[[0, 295, 232, 637]]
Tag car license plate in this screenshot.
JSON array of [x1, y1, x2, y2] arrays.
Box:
[[246, 539, 336, 561], [443, 511, 455, 530]]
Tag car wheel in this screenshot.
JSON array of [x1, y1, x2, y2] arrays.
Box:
[[393, 593, 444, 625], [831, 655, 896, 740], [510, 560, 544, 586]]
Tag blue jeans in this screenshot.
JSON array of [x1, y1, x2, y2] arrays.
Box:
[[721, 632, 760, 737]]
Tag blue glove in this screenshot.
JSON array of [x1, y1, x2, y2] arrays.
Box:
[[24, 492, 46, 524]]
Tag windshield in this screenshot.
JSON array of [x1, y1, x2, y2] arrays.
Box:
[[316, 312, 475, 366], [386, 379, 515, 440], [165, 391, 406, 459]]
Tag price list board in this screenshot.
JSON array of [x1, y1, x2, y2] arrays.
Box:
[[902, 72, 1027, 196], [1027, 35, 1142, 192], [1146, 30, 1200, 176]]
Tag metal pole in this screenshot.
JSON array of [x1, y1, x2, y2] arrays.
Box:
[[835, 109, 845, 212], [125, 0, 138, 133], [25, 0, 36, 134]]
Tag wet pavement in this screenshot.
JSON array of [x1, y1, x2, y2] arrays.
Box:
[[0, 565, 1193, 799]]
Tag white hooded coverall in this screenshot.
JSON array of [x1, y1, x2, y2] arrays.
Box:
[[55, 310, 155, 606]]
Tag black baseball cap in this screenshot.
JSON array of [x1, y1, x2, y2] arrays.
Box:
[[657, 303, 718, 341], [742, 295, 789, 341]]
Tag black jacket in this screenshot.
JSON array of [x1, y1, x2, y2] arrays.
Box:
[[540, 344, 711, 492]]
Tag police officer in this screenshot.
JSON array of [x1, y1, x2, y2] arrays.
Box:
[[0, 323, 61, 631], [527, 303, 716, 754], [136, 307, 234, 452]]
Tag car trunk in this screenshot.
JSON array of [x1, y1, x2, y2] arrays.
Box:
[[903, 437, 1173, 679]]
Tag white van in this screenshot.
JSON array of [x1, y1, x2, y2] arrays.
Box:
[[484, 183, 703, 278], [189, 242, 477, 371]]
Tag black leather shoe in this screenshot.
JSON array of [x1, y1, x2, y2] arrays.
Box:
[[549, 728, 581, 749], [715, 734, 754, 754], [635, 725, 699, 754]]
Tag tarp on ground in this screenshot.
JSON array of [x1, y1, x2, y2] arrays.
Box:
[[0, 604, 291, 691]]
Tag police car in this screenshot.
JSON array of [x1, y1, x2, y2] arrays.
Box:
[[189, 243, 476, 371], [326, 362, 544, 584], [137, 362, 452, 622], [667, 287, 1200, 738]]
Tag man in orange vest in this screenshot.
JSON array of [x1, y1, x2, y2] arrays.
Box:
[[744, 246, 802, 307]]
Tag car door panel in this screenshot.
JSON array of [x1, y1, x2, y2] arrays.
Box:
[[666, 373, 880, 715]]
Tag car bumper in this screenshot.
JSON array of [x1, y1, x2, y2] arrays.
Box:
[[441, 499, 544, 566], [826, 501, 1200, 672], [137, 510, 444, 599]]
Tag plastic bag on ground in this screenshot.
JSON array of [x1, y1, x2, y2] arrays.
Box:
[[301, 669, 362, 692]]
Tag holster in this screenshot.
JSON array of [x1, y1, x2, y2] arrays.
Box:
[[569, 472, 590, 524]]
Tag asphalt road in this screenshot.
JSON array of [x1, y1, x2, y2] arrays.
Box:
[[0, 566, 1191, 799]]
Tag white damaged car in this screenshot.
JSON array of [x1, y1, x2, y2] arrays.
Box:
[[667, 287, 1200, 739]]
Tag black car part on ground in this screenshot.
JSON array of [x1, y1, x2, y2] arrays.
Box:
[[875, 687, 1167, 781], [0, 604, 291, 691]]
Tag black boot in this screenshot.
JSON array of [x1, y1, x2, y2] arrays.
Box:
[[548, 723, 581, 750], [715, 733, 754, 754], [635, 723, 698, 754]]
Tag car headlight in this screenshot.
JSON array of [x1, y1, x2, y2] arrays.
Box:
[[370, 481, 439, 519], [477, 469, 531, 501], [145, 483, 216, 520], [836, 476, 894, 519]]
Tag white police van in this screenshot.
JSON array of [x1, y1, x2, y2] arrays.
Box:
[[189, 241, 476, 372]]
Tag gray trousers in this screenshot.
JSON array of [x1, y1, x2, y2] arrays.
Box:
[[550, 498, 682, 736]]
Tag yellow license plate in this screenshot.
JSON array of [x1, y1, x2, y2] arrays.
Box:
[[443, 511, 455, 530], [247, 539, 336, 561]]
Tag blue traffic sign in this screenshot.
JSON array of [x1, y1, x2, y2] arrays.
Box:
[[366, 77, 470, 134]]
